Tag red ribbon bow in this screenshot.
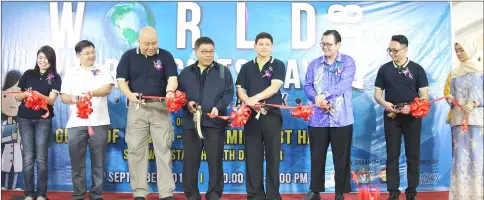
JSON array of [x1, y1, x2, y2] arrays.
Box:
[[166, 91, 187, 112], [213, 105, 252, 128], [290, 105, 314, 121], [142, 90, 187, 112], [24, 89, 50, 118], [409, 97, 469, 131], [76, 95, 95, 136]]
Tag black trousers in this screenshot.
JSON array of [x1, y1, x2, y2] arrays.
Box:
[[183, 127, 225, 200], [244, 113, 282, 200], [383, 113, 422, 197], [308, 125, 353, 194]]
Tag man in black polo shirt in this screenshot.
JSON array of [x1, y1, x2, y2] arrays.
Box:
[[116, 27, 178, 200], [178, 37, 234, 200], [374, 35, 429, 200], [236, 32, 286, 200]]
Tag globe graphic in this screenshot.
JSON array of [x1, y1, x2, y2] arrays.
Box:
[[103, 2, 154, 49]]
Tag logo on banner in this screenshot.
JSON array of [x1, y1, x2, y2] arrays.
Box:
[[379, 168, 387, 183], [356, 167, 371, 184]]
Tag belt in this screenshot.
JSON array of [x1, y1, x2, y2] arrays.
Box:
[[392, 102, 411, 110], [387, 102, 411, 119]]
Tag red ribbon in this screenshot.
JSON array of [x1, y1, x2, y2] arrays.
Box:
[[254, 103, 317, 121], [76, 95, 95, 136], [351, 172, 381, 200], [211, 105, 252, 128], [409, 97, 469, 131], [142, 90, 187, 112]]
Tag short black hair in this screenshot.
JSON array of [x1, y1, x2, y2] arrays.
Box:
[[322, 30, 342, 43], [255, 32, 273, 44], [74, 40, 95, 54], [34, 45, 57, 74], [391, 35, 408, 47], [194, 37, 215, 50]]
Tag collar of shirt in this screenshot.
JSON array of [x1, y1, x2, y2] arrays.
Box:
[[253, 56, 274, 65], [136, 47, 160, 58], [192, 61, 217, 71], [321, 52, 342, 65], [393, 57, 410, 68], [75, 64, 97, 72]]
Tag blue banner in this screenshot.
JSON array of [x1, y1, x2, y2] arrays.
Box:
[[1, 1, 452, 193]]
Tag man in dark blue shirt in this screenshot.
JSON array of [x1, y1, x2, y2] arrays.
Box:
[[236, 32, 286, 200], [374, 35, 429, 200], [178, 37, 234, 200], [116, 27, 178, 200]]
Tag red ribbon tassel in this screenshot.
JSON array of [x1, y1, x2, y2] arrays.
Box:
[[290, 105, 314, 121], [77, 96, 95, 136], [166, 91, 187, 112], [24, 89, 50, 118]]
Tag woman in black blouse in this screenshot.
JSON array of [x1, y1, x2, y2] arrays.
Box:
[[15, 45, 62, 200]]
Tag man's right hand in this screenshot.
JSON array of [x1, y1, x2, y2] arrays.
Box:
[[128, 92, 140, 104], [187, 101, 197, 113], [383, 101, 395, 112], [70, 95, 79, 104]]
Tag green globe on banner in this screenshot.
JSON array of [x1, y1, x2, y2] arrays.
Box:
[[104, 2, 154, 49]]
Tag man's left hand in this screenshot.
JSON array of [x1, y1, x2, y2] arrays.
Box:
[[209, 107, 219, 118], [245, 96, 259, 107]]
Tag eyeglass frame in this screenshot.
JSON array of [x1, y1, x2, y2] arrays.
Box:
[[79, 50, 96, 56], [319, 42, 336, 48], [197, 49, 215, 56], [386, 47, 407, 54]]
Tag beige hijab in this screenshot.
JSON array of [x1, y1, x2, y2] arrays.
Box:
[[451, 40, 483, 78]]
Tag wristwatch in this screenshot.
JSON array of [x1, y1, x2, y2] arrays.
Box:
[[255, 94, 261, 100]]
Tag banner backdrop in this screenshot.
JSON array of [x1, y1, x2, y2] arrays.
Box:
[[1, 1, 452, 193]]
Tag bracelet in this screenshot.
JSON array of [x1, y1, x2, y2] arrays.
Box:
[[166, 90, 173, 94]]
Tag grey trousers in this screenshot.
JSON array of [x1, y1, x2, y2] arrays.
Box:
[[68, 125, 109, 200]]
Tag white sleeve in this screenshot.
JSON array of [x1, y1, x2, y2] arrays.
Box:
[[60, 70, 72, 95]]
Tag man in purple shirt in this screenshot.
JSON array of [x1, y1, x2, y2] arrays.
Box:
[[302, 30, 356, 200]]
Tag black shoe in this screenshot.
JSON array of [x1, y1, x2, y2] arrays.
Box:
[[406, 196, 417, 200], [187, 195, 202, 200], [160, 197, 175, 200], [301, 191, 320, 200], [335, 193, 344, 200], [134, 197, 145, 200], [388, 194, 399, 200]]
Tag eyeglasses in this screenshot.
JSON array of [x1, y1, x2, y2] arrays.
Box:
[[386, 47, 406, 54], [319, 42, 334, 48], [80, 50, 96, 56], [199, 50, 215, 56]]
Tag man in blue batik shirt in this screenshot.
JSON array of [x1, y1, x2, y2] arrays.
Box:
[[302, 30, 356, 200]]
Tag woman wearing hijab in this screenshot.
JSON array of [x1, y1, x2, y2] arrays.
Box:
[[448, 40, 483, 200]]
